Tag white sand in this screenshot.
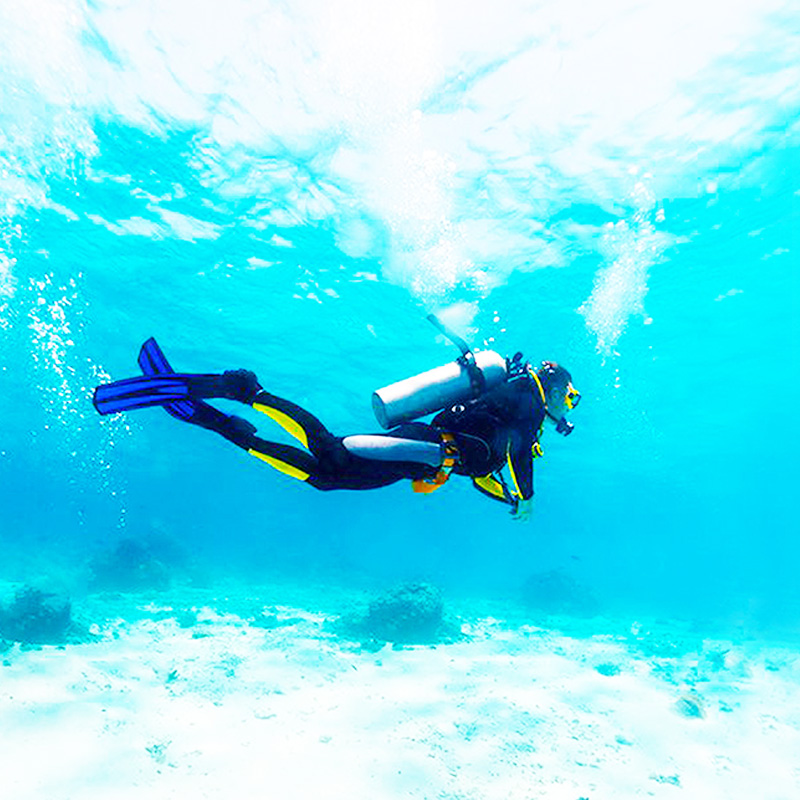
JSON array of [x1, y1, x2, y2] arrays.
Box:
[[1, 586, 799, 800]]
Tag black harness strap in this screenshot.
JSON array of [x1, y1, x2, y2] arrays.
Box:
[[457, 352, 486, 397]]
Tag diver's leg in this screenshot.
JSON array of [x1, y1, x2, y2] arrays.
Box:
[[249, 389, 335, 457], [214, 422, 356, 489], [179, 371, 336, 457], [176, 400, 256, 444], [176, 372, 354, 481], [244, 437, 320, 482], [188, 400, 428, 491], [186, 401, 321, 481], [172, 372, 417, 490], [177, 370, 262, 403]]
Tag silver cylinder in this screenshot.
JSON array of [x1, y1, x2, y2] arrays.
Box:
[[342, 435, 443, 467], [372, 350, 508, 429]]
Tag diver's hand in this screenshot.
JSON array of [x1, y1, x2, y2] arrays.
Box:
[[511, 497, 533, 522]]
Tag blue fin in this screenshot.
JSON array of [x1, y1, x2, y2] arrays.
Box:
[[93, 374, 193, 415], [137, 337, 205, 421], [92, 338, 224, 421]]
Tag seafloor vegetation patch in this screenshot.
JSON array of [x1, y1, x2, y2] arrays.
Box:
[[0, 586, 87, 645], [331, 582, 463, 647], [674, 692, 705, 719], [88, 537, 175, 592], [650, 774, 681, 787], [520, 569, 601, 617], [249, 612, 305, 630]]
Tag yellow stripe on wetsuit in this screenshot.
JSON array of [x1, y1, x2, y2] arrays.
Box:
[[506, 444, 523, 499], [252, 402, 310, 448], [528, 368, 547, 405], [247, 448, 310, 481], [248, 400, 312, 480], [473, 474, 507, 500]]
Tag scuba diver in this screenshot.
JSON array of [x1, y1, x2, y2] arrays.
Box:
[[92, 317, 580, 520]]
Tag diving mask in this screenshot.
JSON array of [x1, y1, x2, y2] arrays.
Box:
[[565, 382, 581, 410], [555, 382, 580, 435]]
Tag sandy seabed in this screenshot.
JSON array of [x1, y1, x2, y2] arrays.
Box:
[[0, 583, 798, 800]]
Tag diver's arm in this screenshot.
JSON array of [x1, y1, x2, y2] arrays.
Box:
[[503, 374, 540, 504], [504, 434, 535, 522], [506, 439, 534, 521], [505, 428, 534, 502]]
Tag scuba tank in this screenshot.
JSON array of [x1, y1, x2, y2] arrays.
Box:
[[372, 315, 509, 429]]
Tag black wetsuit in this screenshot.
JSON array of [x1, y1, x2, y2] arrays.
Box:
[[201, 373, 545, 506], [92, 338, 550, 508], [433, 373, 546, 505], [202, 390, 441, 490]]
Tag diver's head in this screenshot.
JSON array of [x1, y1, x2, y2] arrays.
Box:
[[536, 360, 580, 435], [537, 361, 573, 414]]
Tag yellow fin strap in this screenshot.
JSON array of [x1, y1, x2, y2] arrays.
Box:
[[248, 448, 310, 481], [441, 432, 458, 468], [533, 442, 543, 458], [252, 403, 309, 449]]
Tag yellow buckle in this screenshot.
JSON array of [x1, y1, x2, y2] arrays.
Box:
[[412, 471, 450, 493], [441, 432, 458, 468], [411, 433, 458, 494]]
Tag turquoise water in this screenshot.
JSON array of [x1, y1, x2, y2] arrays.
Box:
[[1, 0, 799, 634]]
